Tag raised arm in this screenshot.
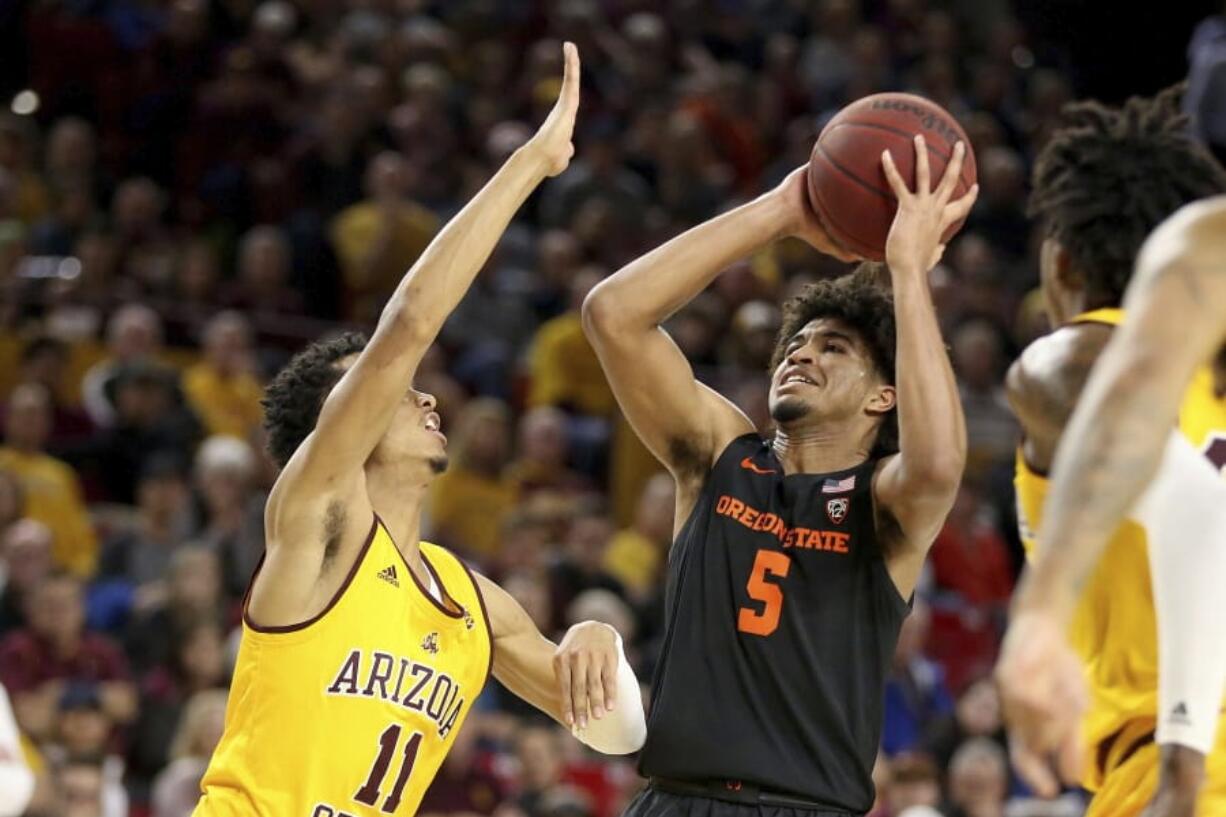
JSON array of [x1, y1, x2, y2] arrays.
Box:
[[474, 574, 646, 755], [267, 44, 581, 525], [998, 196, 1226, 797], [872, 137, 977, 594], [582, 169, 856, 491]]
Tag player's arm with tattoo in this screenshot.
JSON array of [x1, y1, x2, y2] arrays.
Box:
[[473, 574, 646, 754], [872, 137, 978, 596]]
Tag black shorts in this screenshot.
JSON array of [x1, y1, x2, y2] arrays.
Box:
[[623, 782, 862, 817]]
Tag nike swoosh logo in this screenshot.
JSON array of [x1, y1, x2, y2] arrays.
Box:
[[740, 456, 777, 475]]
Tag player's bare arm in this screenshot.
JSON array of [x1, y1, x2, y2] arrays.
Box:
[[1005, 323, 1113, 473], [998, 196, 1226, 797], [582, 165, 857, 520], [473, 574, 646, 754], [253, 43, 582, 627], [872, 137, 977, 595]]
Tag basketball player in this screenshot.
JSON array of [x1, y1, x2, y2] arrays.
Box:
[[993, 88, 1226, 817], [583, 135, 976, 816], [193, 44, 647, 817]]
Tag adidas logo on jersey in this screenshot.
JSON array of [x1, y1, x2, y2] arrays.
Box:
[[377, 565, 399, 587], [1170, 701, 1191, 725]]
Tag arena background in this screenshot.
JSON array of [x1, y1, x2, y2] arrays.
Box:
[[1, 1, 1224, 815]]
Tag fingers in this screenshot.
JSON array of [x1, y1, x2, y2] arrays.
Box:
[[587, 660, 606, 720], [1010, 733, 1061, 798], [571, 653, 590, 729], [880, 149, 909, 199], [913, 135, 931, 194], [940, 183, 979, 230], [560, 41, 581, 114], [1056, 727, 1085, 787], [555, 653, 574, 727], [601, 652, 617, 713], [935, 140, 967, 201]]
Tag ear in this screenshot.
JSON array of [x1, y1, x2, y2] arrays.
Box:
[[1051, 240, 1083, 290], [865, 382, 896, 416]]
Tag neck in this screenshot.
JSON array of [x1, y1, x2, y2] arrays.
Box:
[[366, 461, 432, 583], [771, 420, 874, 474]]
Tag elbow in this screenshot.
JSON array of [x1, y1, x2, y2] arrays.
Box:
[[581, 283, 621, 339]]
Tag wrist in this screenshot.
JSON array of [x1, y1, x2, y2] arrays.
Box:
[[757, 188, 800, 242], [510, 142, 553, 182]]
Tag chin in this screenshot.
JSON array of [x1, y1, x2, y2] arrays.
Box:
[[770, 397, 810, 425]]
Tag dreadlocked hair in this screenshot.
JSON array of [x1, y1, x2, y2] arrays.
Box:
[[771, 264, 898, 458], [1028, 83, 1226, 306], [262, 331, 369, 467]]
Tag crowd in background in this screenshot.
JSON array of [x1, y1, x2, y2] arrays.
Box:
[[2, 0, 1224, 815]]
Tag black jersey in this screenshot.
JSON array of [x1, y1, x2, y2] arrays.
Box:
[[638, 434, 910, 813]]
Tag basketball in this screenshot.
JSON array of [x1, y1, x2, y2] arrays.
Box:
[[807, 93, 977, 261]]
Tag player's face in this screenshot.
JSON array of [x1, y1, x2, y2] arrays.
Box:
[[768, 318, 893, 427], [382, 385, 448, 474]]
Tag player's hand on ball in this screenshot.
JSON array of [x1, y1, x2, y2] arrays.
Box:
[[775, 167, 861, 263], [554, 621, 619, 730], [995, 608, 1088, 797], [881, 136, 979, 276], [523, 42, 581, 178]]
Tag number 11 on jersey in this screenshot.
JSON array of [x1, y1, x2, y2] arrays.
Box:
[[354, 724, 422, 813]]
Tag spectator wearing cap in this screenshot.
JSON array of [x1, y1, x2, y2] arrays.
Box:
[[0, 572, 135, 743], [80, 304, 166, 429], [0, 383, 98, 575], [0, 519, 53, 634], [98, 453, 193, 603], [182, 311, 263, 439]]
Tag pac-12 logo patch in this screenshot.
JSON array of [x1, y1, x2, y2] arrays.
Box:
[[826, 497, 849, 524], [422, 632, 440, 654]]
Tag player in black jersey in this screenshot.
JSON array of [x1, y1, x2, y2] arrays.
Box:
[[583, 138, 976, 817]]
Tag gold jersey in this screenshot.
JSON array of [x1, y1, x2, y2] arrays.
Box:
[[195, 518, 492, 817], [1015, 307, 1226, 792]]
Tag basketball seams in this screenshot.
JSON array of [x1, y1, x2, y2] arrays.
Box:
[[808, 153, 883, 260], [821, 121, 975, 193]]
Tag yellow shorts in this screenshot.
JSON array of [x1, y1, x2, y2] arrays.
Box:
[[1087, 721, 1226, 817]]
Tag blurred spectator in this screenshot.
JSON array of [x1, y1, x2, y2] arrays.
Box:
[[0, 572, 135, 742], [80, 304, 165, 429], [0, 383, 98, 575], [98, 453, 193, 602], [882, 601, 954, 757], [15, 335, 94, 446], [927, 679, 1005, 770], [539, 121, 650, 234], [52, 753, 126, 817], [513, 724, 594, 817], [0, 519, 54, 633], [0, 467, 22, 530], [221, 225, 306, 316], [505, 407, 593, 499], [527, 266, 616, 417], [952, 319, 1017, 480], [885, 753, 942, 816], [111, 177, 176, 296], [191, 435, 264, 598], [182, 311, 263, 438], [0, 681, 35, 816], [942, 738, 1009, 817], [601, 473, 674, 600], [0, 114, 50, 224], [549, 503, 626, 632], [419, 716, 508, 815], [150, 689, 228, 817], [330, 151, 439, 322], [124, 546, 225, 675], [926, 484, 1014, 693], [427, 398, 517, 560]]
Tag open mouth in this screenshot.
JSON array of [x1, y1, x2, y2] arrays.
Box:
[[780, 371, 818, 388], [424, 412, 447, 444]]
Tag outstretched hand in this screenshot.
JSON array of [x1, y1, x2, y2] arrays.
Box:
[[882, 136, 978, 276], [524, 42, 581, 177]]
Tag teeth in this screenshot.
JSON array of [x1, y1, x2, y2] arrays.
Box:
[[425, 416, 439, 431], [785, 375, 815, 386]]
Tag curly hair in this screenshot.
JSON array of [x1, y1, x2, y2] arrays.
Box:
[[771, 264, 898, 457], [262, 332, 369, 467], [1028, 83, 1226, 306]]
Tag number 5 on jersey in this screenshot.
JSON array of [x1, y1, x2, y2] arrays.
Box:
[[738, 549, 791, 636], [355, 724, 422, 813]]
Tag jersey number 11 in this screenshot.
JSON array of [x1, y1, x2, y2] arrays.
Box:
[[355, 724, 423, 813]]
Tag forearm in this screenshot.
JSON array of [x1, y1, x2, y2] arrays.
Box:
[[587, 192, 791, 331], [889, 270, 965, 476], [382, 148, 548, 339]]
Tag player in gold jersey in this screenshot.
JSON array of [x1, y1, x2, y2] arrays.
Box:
[[193, 44, 647, 817], [992, 87, 1226, 817]]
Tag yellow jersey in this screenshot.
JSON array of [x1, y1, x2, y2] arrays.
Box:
[[1015, 307, 1226, 791], [195, 518, 492, 816]]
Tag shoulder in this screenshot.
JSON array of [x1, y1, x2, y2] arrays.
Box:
[[1005, 323, 1114, 423]]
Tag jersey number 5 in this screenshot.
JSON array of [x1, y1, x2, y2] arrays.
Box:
[[355, 724, 422, 813], [737, 549, 791, 636]]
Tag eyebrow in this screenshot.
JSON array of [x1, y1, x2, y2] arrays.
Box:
[[791, 329, 856, 346]]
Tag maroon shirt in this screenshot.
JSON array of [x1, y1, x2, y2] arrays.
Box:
[[0, 630, 131, 693]]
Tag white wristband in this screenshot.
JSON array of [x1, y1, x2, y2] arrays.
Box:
[[571, 631, 647, 755]]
